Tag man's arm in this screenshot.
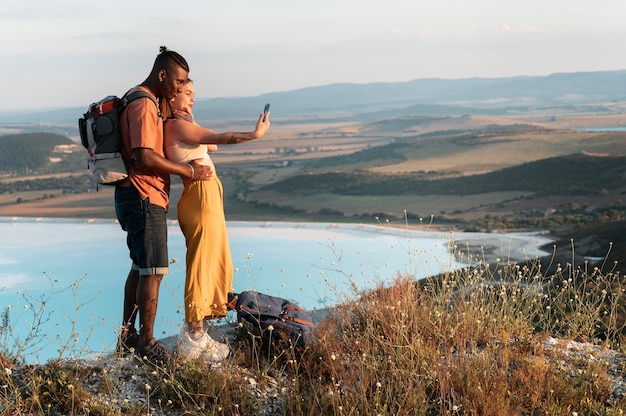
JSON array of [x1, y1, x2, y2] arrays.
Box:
[[134, 148, 213, 180]]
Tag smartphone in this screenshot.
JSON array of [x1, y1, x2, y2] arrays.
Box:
[[263, 103, 270, 121]]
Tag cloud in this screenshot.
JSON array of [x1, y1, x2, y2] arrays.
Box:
[[0, 272, 37, 290], [500, 23, 539, 33], [0, 255, 18, 266]]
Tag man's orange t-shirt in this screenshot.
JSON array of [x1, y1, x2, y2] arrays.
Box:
[[119, 86, 170, 211]]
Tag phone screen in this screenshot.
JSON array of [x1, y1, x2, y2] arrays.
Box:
[[263, 103, 270, 121]]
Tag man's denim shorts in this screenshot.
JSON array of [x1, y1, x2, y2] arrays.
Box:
[[114, 186, 169, 276]]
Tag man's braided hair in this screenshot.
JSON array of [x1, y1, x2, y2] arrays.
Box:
[[154, 45, 189, 73]]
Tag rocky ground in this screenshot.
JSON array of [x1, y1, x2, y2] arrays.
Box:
[[75, 351, 287, 415], [11, 332, 623, 416]]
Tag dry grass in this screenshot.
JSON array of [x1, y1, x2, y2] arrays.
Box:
[[281, 258, 626, 415]]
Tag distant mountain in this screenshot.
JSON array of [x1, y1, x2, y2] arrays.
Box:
[[1, 70, 625, 127], [191, 70, 626, 121]]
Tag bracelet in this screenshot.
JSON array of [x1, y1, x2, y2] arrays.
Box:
[[187, 163, 194, 180]]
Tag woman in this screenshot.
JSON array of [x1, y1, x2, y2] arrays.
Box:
[[165, 80, 270, 363]]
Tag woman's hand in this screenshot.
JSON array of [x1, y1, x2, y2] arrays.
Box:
[[252, 111, 270, 138]]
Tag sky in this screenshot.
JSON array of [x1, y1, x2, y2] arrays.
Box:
[[1, 0, 625, 112]]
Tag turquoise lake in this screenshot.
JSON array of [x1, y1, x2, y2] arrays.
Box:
[[0, 217, 552, 362]]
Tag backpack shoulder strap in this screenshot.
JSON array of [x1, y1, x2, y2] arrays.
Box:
[[122, 90, 161, 119], [125, 90, 158, 107]]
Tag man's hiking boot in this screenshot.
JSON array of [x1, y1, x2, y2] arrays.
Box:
[[136, 337, 172, 366], [115, 327, 140, 355]]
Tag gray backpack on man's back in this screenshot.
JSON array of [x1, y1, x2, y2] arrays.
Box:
[[78, 91, 157, 187]]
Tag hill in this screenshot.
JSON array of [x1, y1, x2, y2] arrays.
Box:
[[262, 153, 626, 198], [1, 69, 626, 129], [0, 133, 83, 174]]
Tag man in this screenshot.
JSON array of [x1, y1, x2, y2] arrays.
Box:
[[114, 46, 212, 365]]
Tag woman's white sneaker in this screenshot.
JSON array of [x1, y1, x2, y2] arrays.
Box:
[[178, 331, 230, 363]]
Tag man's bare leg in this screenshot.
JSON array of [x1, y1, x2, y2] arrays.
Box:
[[116, 269, 140, 353], [137, 273, 163, 344], [122, 269, 140, 332]]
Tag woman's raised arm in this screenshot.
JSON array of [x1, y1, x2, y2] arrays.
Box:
[[166, 112, 270, 145]]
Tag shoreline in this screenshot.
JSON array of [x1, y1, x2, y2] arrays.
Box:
[[1, 215, 554, 264]]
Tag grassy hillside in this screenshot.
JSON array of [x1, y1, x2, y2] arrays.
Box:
[[262, 153, 626, 196], [0, 133, 82, 174], [227, 122, 626, 231], [302, 123, 626, 174]]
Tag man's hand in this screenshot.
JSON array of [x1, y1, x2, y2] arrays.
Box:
[[189, 159, 212, 180], [173, 109, 194, 123]]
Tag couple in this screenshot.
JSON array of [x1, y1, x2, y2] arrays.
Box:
[[114, 46, 270, 365]]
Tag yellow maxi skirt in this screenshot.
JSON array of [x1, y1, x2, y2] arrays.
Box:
[[177, 175, 233, 322]]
